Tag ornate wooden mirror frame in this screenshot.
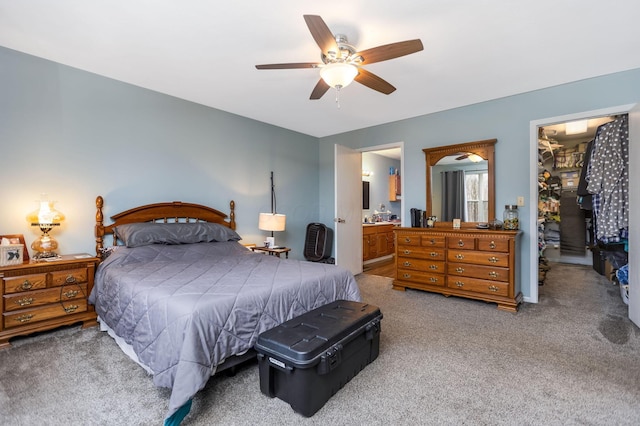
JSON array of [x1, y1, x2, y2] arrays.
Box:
[[423, 138, 497, 225]]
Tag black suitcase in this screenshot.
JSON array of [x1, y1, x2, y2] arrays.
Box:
[[255, 300, 382, 417]]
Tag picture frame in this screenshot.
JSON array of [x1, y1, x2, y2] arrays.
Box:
[[0, 234, 29, 263]]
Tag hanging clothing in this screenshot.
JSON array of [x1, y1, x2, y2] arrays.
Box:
[[586, 115, 629, 244], [576, 139, 594, 210]]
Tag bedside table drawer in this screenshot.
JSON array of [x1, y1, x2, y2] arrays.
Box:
[[50, 268, 88, 286], [3, 273, 48, 294], [3, 300, 88, 329], [4, 283, 88, 312]]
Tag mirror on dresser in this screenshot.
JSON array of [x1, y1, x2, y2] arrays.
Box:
[[423, 139, 497, 225]]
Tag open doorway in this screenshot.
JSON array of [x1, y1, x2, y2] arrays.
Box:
[[525, 105, 633, 303], [536, 116, 614, 269], [360, 143, 403, 277]]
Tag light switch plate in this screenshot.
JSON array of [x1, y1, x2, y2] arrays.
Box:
[[517, 196, 525, 206]]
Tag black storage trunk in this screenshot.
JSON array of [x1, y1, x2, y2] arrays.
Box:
[[255, 300, 382, 417], [303, 223, 333, 262]]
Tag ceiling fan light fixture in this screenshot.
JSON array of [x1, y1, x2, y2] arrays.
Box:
[[320, 62, 358, 89]]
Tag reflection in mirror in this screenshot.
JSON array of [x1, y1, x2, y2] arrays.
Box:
[[432, 155, 488, 221], [424, 139, 496, 224]]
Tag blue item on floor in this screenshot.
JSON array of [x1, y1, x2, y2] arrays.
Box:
[[616, 264, 629, 285]]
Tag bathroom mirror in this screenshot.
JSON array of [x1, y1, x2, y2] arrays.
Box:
[[423, 139, 496, 225]]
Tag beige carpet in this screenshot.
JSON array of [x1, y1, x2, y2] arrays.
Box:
[[1, 262, 638, 425]]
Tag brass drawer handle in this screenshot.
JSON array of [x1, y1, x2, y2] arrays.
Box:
[[402, 273, 411, 279], [403, 261, 412, 267], [16, 297, 34, 306], [64, 305, 79, 313], [403, 249, 411, 255], [429, 239, 436, 245], [455, 281, 464, 287], [489, 271, 499, 278], [429, 277, 439, 283], [404, 237, 411, 243], [430, 252, 438, 257], [457, 240, 465, 247], [455, 267, 464, 273], [488, 256, 499, 263], [488, 285, 500, 292], [429, 265, 438, 270], [20, 280, 33, 291], [456, 254, 464, 260], [65, 275, 78, 284], [63, 290, 79, 298], [489, 241, 496, 249], [16, 314, 34, 323]]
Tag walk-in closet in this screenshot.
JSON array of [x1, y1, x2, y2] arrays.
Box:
[[537, 114, 629, 305]]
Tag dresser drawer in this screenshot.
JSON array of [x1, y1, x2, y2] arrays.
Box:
[[396, 234, 422, 246], [398, 257, 445, 272], [477, 238, 510, 253], [4, 283, 87, 312], [3, 273, 48, 294], [397, 246, 445, 260], [447, 250, 509, 267], [3, 299, 88, 329], [447, 236, 475, 250], [448, 262, 510, 282], [446, 276, 509, 297], [50, 268, 89, 286], [397, 269, 445, 287], [421, 235, 445, 248]]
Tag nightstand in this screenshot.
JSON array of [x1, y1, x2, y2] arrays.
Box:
[[0, 254, 100, 349], [250, 246, 291, 259]]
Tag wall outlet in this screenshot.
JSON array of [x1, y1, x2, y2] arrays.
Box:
[[517, 196, 525, 207]]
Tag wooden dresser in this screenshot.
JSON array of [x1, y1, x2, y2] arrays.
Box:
[[0, 254, 100, 348], [393, 228, 521, 312]]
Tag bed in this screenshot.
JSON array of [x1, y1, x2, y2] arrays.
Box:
[[89, 196, 361, 425]]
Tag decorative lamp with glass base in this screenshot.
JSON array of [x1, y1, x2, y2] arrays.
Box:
[[26, 194, 65, 259]]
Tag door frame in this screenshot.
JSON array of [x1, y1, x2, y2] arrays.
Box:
[[528, 103, 636, 305]]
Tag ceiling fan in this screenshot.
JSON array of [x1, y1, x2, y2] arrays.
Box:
[[255, 15, 424, 100], [455, 153, 484, 162]]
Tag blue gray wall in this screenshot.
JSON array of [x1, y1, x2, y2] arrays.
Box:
[[319, 68, 640, 300], [0, 47, 319, 258], [2, 45, 639, 301]]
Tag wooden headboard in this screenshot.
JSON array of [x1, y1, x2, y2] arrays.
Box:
[[95, 195, 236, 256]]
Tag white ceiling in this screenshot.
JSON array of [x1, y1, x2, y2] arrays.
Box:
[[2, 1, 640, 138]]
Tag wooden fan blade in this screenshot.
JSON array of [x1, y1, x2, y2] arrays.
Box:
[[354, 68, 396, 95], [356, 39, 424, 65], [310, 79, 330, 100], [303, 15, 339, 57], [255, 62, 321, 70]]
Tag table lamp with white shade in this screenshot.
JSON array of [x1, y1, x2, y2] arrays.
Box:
[[258, 172, 286, 248]]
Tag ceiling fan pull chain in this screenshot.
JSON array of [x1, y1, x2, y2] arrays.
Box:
[[335, 85, 342, 108]]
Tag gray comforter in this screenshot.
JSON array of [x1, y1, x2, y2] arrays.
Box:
[[89, 241, 361, 420]]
